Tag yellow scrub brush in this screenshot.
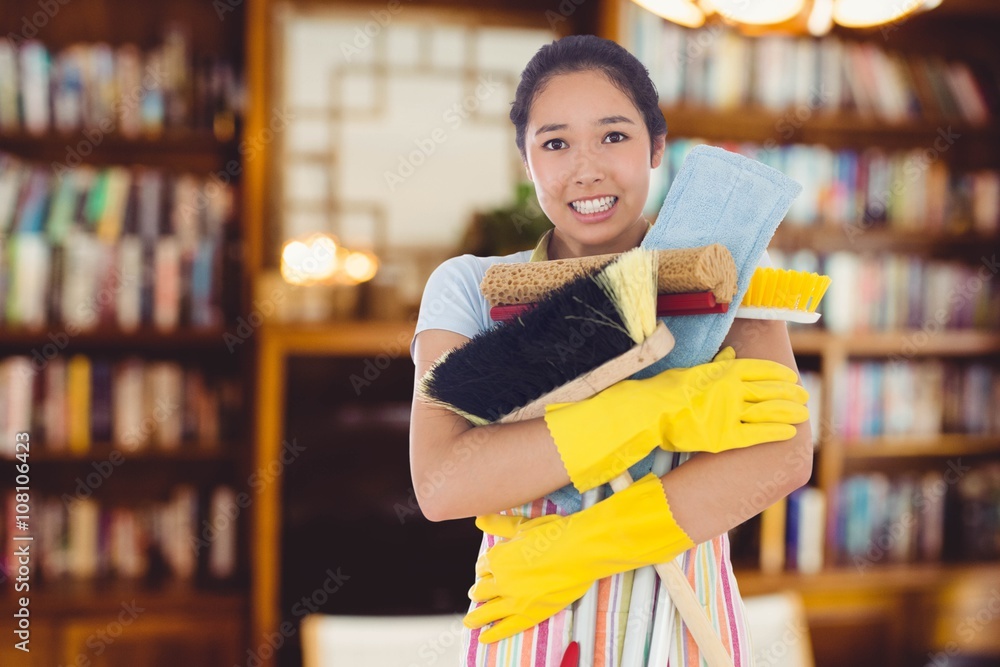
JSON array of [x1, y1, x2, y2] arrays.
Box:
[[736, 267, 832, 324]]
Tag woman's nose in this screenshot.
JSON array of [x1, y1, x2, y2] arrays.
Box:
[[571, 145, 605, 185]]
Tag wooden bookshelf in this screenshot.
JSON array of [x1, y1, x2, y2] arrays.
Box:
[[0, 327, 230, 349], [658, 104, 1000, 152], [0, 0, 250, 664]]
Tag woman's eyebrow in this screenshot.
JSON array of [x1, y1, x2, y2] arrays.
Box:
[[534, 115, 636, 136]]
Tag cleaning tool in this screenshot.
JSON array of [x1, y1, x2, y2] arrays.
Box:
[[418, 248, 813, 664], [485, 261, 831, 325], [738, 267, 832, 323], [482, 244, 737, 322], [418, 248, 673, 430]]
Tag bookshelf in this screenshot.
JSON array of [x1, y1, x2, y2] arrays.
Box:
[[0, 0, 249, 665], [598, 1, 1000, 665]]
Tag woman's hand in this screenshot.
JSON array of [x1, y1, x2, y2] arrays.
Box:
[[464, 473, 694, 643], [544, 345, 810, 493]]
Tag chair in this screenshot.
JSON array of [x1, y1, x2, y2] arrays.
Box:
[[300, 613, 467, 667], [742, 591, 816, 667]]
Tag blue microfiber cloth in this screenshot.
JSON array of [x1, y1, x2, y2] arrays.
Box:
[[545, 144, 803, 513]]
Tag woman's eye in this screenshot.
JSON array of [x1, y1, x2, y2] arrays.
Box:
[[542, 138, 567, 150], [604, 131, 628, 143]]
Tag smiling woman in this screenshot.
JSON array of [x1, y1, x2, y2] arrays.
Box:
[[409, 34, 811, 667]]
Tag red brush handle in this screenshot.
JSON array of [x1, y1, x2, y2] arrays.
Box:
[[489, 291, 729, 323], [559, 641, 580, 667]]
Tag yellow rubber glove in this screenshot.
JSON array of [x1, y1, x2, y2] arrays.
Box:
[[464, 473, 693, 643], [545, 346, 809, 493]]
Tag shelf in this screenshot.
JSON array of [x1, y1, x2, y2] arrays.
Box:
[[0, 579, 246, 614], [771, 226, 999, 255], [0, 326, 230, 350], [0, 129, 235, 151], [840, 434, 1000, 458], [0, 443, 238, 463], [661, 105, 1000, 151], [0, 130, 238, 170], [734, 561, 1000, 596], [789, 329, 1000, 356], [262, 320, 417, 357]]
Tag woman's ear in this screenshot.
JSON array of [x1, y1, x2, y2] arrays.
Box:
[[524, 161, 533, 182], [650, 133, 667, 169]]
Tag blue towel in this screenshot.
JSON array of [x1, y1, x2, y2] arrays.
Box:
[[545, 144, 803, 513]]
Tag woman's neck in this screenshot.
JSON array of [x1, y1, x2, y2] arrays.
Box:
[[546, 218, 649, 260]]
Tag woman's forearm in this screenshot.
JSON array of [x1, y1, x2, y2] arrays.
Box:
[[660, 423, 813, 543], [411, 415, 572, 521], [662, 317, 814, 543], [411, 329, 577, 521]]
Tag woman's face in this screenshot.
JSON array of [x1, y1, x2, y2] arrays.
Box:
[[523, 69, 665, 259]]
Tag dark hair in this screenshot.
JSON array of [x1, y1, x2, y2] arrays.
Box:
[[510, 34, 667, 162]]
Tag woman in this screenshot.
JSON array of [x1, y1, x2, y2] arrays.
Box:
[[409, 34, 812, 666]]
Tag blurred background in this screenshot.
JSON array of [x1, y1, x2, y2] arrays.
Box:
[[0, 0, 998, 665]]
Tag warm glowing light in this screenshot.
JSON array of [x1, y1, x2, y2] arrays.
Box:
[[807, 0, 834, 35], [705, 0, 805, 25], [630, 0, 942, 34], [280, 233, 341, 285], [343, 251, 380, 284], [631, 0, 706, 27], [280, 234, 379, 287], [832, 0, 924, 27]]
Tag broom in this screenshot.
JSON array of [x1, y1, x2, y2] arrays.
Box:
[[418, 247, 741, 667]]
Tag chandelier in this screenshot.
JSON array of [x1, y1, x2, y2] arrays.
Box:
[[631, 0, 944, 36]]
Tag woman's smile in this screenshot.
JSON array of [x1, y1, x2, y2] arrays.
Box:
[[567, 194, 619, 223]]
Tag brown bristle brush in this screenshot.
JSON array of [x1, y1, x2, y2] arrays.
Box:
[[481, 244, 738, 323], [417, 247, 673, 427]]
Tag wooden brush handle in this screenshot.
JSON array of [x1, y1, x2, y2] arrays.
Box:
[[480, 245, 737, 308], [609, 472, 736, 667], [497, 323, 674, 424]]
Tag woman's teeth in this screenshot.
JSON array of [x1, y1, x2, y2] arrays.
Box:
[[570, 196, 617, 214]]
